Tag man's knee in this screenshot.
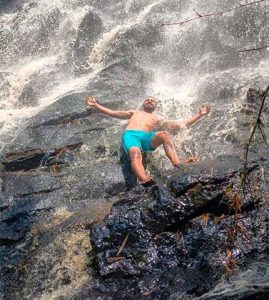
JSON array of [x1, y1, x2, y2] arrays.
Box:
[[157, 131, 171, 141], [129, 148, 142, 160]]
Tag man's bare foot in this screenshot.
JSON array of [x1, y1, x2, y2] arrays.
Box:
[[140, 178, 156, 187], [185, 156, 198, 163], [174, 156, 198, 168]]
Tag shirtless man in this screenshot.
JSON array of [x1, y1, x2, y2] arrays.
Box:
[[85, 96, 210, 186]]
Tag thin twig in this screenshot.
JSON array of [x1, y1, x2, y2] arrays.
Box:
[[193, 9, 202, 18], [162, 0, 267, 26], [242, 85, 269, 186], [232, 85, 269, 248], [258, 123, 269, 149], [243, 85, 269, 165], [116, 233, 129, 256], [238, 45, 269, 52], [107, 256, 126, 263]]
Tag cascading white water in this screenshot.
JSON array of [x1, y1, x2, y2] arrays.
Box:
[[0, 0, 93, 148], [0, 0, 268, 156]]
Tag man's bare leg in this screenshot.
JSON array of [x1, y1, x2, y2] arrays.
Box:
[[150, 131, 181, 166], [151, 131, 197, 166], [128, 147, 152, 183]]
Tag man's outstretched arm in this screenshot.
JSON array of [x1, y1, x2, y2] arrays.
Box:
[[160, 105, 211, 131], [85, 96, 135, 119]]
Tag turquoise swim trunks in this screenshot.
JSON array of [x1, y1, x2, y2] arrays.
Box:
[[122, 130, 156, 153]]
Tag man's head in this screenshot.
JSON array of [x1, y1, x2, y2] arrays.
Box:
[[142, 97, 157, 113]]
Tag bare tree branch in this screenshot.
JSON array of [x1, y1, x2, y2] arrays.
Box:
[[116, 233, 129, 256], [243, 85, 269, 165], [241, 85, 269, 187], [238, 45, 269, 52], [193, 9, 202, 18], [162, 0, 267, 26], [258, 122, 269, 149]]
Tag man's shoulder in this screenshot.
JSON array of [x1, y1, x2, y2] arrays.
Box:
[[155, 114, 165, 121]]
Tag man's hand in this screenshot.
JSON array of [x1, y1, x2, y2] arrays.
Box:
[[85, 96, 98, 107], [199, 105, 211, 116], [84, 96, 134, 119]]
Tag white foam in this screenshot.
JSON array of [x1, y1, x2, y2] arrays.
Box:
[[147, 69, 197, 118], [0, 56, 58, 110], [0, 0, 94, 139], [0, 69, 98, 138], [87, 0, 165, 70]]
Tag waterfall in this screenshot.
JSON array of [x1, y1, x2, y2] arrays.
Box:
[[0, 1, 268, 299], [0, 0, 268, 155]]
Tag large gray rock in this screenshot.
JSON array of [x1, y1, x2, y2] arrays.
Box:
[[2, 92, 127, 155], [89, 156, 269, 299]]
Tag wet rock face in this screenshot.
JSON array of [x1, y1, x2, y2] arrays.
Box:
[[71, 10, 104, 74], [236, 87, 269, 154], [0, 83, 268, 299], [1, 124, 268, 300], [90, 157, 269, 299], [16, 68, 70, 108], [0, 86, 135, 298]]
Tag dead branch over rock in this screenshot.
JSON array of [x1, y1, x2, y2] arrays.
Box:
[[162, 0, 267, 26], [237, 44, 269, 52], [242, 85, 269, 186]]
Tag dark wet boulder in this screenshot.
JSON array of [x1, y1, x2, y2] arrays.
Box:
[[0, 206, 94, 299], [91, 205, 268, 300], [0, 167, 64, 249], [0, 217, 30, 245], [1, 149, 47, 172], [1, 173, 61, 198], [67, 156, 127, 201], [0, 191, 65, 222], [90, 156, 269, 299], [1, 144, 81, 172]]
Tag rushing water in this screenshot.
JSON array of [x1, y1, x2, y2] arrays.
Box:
[[194, 260, 269, 300], [1, 0, 269, 156]]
